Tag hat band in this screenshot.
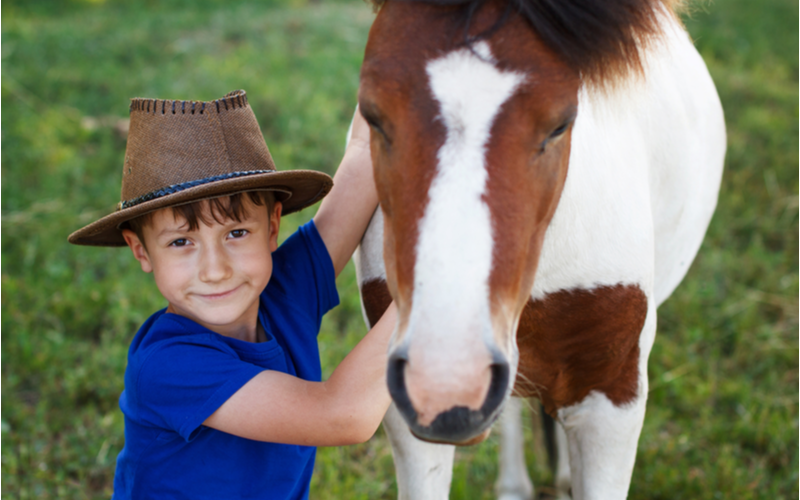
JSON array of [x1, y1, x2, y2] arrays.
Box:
[[118, 170, 274, 210]]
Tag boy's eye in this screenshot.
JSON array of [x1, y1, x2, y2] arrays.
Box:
[[170, 238, 189, 247], [229, 229, 248, 238]]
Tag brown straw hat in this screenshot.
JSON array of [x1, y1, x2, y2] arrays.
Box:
[[69, 90, 333, 247]]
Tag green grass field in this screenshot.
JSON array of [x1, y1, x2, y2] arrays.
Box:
[[2, 0, 797, 498]]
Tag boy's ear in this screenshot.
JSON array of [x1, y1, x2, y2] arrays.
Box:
[[121, 229, 154, 273], [269, 201, 282, 252]]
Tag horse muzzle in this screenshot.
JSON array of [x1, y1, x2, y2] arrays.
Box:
[[386, 345, 511, 444]]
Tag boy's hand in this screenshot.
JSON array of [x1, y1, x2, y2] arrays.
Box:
[[314, 107, 378, 277]]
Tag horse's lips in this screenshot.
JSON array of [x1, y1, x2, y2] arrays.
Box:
[[412, 426, 493, 447]]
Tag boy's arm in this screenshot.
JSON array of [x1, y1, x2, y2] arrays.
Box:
[[203, 109, 391, 445], [203, 302, 396, 446], [313, 108, 377, 277]]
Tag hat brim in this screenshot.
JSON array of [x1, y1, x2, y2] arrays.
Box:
[[68, 169, 333, 247]]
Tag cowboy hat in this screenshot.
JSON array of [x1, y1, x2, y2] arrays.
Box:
[[69, 90, 332, 246]]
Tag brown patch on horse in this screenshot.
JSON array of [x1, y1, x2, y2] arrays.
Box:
[[360, 278, 393, 328], [368, 0, 680, 88], [513, 284, 647, 415]]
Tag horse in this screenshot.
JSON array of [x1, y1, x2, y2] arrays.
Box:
[[352, 0, 726, 497]]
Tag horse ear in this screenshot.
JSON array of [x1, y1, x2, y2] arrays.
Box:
[[513, 0, 677, 87]]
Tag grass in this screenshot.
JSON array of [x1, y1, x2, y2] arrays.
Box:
[[1, 0, 797, 498]]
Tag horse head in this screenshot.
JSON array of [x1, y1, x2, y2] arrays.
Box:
[[359, 0, 667, 444]]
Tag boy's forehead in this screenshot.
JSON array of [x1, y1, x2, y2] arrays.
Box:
[[146, 194, 270, 231], [147, 205, 192, 231]]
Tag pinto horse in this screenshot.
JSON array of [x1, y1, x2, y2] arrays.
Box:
[[353, 0, 725, 497]]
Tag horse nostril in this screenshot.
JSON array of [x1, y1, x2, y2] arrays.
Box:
[[386, 355, 406, 394], [481, 362, 510, 416], [386, 353, 419, 423]]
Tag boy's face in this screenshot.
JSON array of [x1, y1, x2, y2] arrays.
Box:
[[122, 196, 282, 341]]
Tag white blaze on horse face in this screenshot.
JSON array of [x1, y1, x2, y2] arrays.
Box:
[[402, 42, 525, 419]]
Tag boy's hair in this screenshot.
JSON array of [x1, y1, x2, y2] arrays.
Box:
[[125, 191, 276, 249]]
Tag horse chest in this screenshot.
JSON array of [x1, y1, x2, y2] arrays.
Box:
[[513, 284, 647, 416]]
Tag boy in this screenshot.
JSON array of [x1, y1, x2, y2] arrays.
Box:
[[68, 90, 396, 499]]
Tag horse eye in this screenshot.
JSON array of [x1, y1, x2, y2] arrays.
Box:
[[360, 106, 392, 145], [366, 117, 390, 141], [550, 122, 569, 138], [537, 121, 571, 155]]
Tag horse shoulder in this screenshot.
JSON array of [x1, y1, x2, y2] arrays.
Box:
[[641, 16, 726, 305]]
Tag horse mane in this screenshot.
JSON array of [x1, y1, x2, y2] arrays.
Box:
[[369, 0, 683, 87]]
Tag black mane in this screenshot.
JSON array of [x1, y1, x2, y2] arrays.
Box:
[[371, 0, 677, 86]]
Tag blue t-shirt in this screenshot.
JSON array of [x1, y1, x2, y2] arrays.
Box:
[[113, 221, 339, 500]]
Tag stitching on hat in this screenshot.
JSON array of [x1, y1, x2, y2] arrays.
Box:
[[128, 91, 249, 117], [118, 170, 274, 210]]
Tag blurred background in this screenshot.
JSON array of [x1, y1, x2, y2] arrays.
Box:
[[1, 0, 797, 498]]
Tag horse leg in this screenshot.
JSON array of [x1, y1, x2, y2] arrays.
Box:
[[553, 419, 572, 499], [495, 397, 534, 500], [384, 403, 455, 500], [557, 391, 647, 500], [542, 405, 572, 499]]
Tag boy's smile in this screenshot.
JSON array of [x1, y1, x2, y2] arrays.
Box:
[[122, 196, 282, 342]]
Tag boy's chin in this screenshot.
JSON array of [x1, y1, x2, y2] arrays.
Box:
[[168, 303, 258, 337]]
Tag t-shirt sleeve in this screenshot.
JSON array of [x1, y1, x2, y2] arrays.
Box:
[[131, 332, 264, 442], [269, 220, 340, 321]]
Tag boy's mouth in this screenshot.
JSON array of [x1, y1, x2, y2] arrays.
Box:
[[196, 285, 242, 301]]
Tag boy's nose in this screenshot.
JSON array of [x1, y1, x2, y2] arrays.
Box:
[[198, 245, 233, 283]]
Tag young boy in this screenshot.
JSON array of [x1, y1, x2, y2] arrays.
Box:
[[68, 90, 396, 499]]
